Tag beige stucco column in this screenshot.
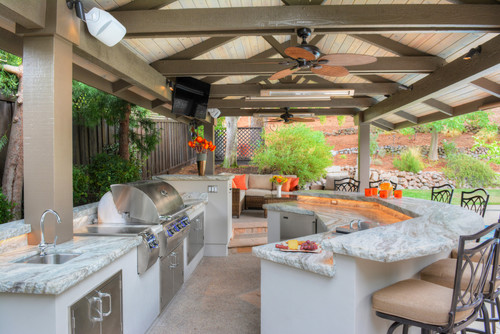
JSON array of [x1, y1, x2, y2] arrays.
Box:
[[23, 30, 75, 244], [205, 122, 215, 175], [358, 122, 371, 190]]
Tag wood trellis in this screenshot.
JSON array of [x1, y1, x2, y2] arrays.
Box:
[[215, 127, 263, 162]]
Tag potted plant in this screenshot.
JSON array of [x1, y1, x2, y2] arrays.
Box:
[[188, 128, 216, 176]]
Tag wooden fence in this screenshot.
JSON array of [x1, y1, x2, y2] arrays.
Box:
[[73, 118, 195, 177]]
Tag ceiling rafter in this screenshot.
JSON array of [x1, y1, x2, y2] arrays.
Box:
[[371, 121, 393, 132], [351, 35, 431, 57], [263, 36, 288, 58], [112, 79, 132, 93], [0, 0, 45, 29], [395, 111, 417, 124], [111, 5, 500, 38], [374, 119, 395, 130], [162, 36, 238, 61], [207, 97, 374, 109], [112, 0, 177, 11], [470, 78, 500, 98], [423, 98, 454, 116], [362, 35, 500, 123]]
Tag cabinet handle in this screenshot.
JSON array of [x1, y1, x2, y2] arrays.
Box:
[[89, 296, 103, 322], [169, 252, 178, 268], [98, 291, 112, 317]]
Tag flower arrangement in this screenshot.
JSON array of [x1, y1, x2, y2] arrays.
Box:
[[188, 127, 216, 154], [270, 175, 288, 185]]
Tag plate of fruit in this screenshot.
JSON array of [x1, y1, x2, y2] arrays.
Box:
[[275, 239, 321, 253]]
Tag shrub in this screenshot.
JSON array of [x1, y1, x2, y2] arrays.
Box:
[[475, 128, 498, 144], [318, 115, 327, 124], [393, 147, 425, 173], [443, 153, 498, 188], [339, 154, 347, 159], [86, 153, 141, 202], [73, 165, 90, 207], [337, 115, 346, 127], [251, 124, 332, 184], [370, 132, 379, 156], [441, 139, 457, 157], [0, 190, 15, 224]]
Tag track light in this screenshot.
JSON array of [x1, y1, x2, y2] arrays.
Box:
[[463, 46, 481, 60], [167, 80, 174, 92], [399, 85, 412, 91], [67, 0, 126, 47]]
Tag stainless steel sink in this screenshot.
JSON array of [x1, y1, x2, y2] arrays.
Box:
[[14, 253, 82, 264], [74, 224, 151, 236]]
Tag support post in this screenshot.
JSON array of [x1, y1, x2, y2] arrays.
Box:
[[24, 34, 73, 245], [205, 122, 215, 175], [358, 123, 371, 190]]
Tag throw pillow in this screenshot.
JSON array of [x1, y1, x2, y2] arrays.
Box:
[[233, 174, 247, 190], [232, 179, 237, 189], [290, 177, 300, 191], [281, 178, 291, 192]]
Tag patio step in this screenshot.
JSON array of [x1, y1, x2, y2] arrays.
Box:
[[232, 221, 268, 235], [228, 232, 268, 254]]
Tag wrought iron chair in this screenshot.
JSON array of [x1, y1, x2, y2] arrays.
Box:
[[431, 183, 455, 204], [373, 223, 500, 334], [333, 177, 360, 192], [369, 180, 398, 190], [461, 188, 490, 218]]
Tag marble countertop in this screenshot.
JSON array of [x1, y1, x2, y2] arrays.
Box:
[[0, 221, 31, 241], [254, 192, 484, 276], [0, 236, 141, 295], [154, 174, 233, 181]]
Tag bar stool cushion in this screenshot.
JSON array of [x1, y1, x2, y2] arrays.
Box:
[[421, 258, 497, 293], [372, 278, 473, 326]]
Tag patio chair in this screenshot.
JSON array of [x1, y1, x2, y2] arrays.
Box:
[[431, 183, 455, 204], [372, 223, 500, 334], [369, 180, 398, 190], [461, 188, 490, 218], [333, 177, 360, 192]]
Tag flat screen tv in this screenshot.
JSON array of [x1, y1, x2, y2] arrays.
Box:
[[172, 77, 211, 120]]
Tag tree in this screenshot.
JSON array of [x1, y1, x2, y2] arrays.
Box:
[[223, 116, 239, 168], [0, 50, 23, 219]]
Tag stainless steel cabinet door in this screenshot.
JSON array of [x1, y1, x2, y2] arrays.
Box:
[[100, 273, 123, 334], [280, 212, 316, 240], [173, 243, 184, 294], [188, 213, 204, 263], [71, 291, 101, 334], [160, 255, 175, 311]]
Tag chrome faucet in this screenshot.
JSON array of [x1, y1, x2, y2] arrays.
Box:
[[39, 209, 61, 256]]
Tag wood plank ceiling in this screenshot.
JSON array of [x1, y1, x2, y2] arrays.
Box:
[[3, 0, 498, 129]]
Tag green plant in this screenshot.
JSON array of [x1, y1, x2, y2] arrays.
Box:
[[399, 127, 416, 139], [441, 139, 457, 156], [0, 50, 22, 98], [473, 138, 500, 165], [393, 147, 425, 173], [337, 115, 345, 127], [443, 153, 498, 188], [372, 158, 383, 166], [251, 124, 332, 184], [86, 153, 141, 202], [475, 128, 498, 144], [0, 190, 15, 224], [73, 165, 90, 206], [318, 115, 327, 124], [339, 154, 347, 159]]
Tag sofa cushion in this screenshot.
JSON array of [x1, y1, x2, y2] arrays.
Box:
[[272, 175, 297, 190], [249, 174, 273, 190], [239, 189, 246, 203], [233, 174, 247, 190], [231, 179, 237, 189], [246, 189, 273, 196], [281, 178, 292, 192], [289, 177, 300, 191]]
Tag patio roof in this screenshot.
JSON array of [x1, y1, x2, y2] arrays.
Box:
[[0, 0, 499, 130]]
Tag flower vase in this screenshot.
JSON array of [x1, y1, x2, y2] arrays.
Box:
[[196, 153, 207, 176], [277, 184, 282, 198]]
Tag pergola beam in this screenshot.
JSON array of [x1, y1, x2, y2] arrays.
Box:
[[112, 0, 178, 11], [423, 98, 454, 116], [263, 36, 288, 58], [209, 83, 400, 97], [352, 34, 430, 57], [0, 0, 46, 29], [208, 98, 373, 108], [470, 78, 500, 98], [395, 110, 418, 124], [112, 79, 132, 93], [363, 35, 500, 123], [112, 5, 500, 38], [374, 118, 395, 130], [371, 121, 393, 132], [164, 36, 237, 60], [151, 57, 442, 76]]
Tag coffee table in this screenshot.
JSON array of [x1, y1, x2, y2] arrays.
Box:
[[263, 194, 298, 218]]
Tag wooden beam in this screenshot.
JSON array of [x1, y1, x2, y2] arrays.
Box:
[[395, 111, 417, 124], [263, 36, 288, 58], [375, 118, 395, 129], [423, 98, 453, 116], [112, 5, 500, 38], [112, 79, 132, 93], [151, 57, 442, 76], [209, 83, 400, 97], [208, 98, 373, 109], [470, 78, 500, 98], [112, 0, 177, 11], [363, 35, 500, 123], [352, 34, 430, 57], [0, 0, 45, 29], [163, 36, 237, 60], [282, 0, 325, 5], [394, 96, 500, 129], [371, 121, 393, 132], [243, 76, 269, 84], [0, 28, 23, 57], [74, 28, 171, 102], [357, 75, 395, 83], [219, 108, 357, 117]]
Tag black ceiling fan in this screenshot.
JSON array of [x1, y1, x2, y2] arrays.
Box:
[[270, 28, 377, 80], [267, 108, 317, 124]]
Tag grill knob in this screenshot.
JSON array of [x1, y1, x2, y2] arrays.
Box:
[[169, 228, 175, 235], [167, 230, 173, 237], [174, 226, 180, 232]]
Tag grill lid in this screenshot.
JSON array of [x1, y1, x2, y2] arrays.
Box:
[[110, 180, 184, 224]]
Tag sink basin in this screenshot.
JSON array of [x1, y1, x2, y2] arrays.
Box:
[[14, 253, 82, 265]]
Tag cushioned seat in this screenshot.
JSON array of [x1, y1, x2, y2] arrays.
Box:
[[245, 189, 273, 197], [373, 278, 473, 326]]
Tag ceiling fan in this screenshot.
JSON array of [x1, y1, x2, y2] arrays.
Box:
[[267, 109, 317, 124], [270, 28, 377, 81]]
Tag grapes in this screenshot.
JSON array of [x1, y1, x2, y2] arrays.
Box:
[[300, 240, 319, 251]]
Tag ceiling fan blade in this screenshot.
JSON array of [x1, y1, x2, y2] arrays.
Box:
[[318, 54, 377, 66], [294, 118, 317, 123], [269, 67, 299, 80], [311, 65, 349, 77], [284, 46, 316, 61]]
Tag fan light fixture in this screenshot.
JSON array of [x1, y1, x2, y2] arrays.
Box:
[[246, 96, 332, 101], [260, 89, 355, 97], [253, 112, 314, 118], [463, 46, 481, 60], [67, 0, 126, 47]]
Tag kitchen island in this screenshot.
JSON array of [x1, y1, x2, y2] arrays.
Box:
[[253, 192, 484, 334]]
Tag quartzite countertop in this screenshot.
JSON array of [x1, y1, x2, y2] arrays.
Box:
[[253, 192, 484, 277], [0, 236, 141, 295]]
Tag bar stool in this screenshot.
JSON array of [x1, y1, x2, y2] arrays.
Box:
[[334, 177, 360, 192], [431, 184, 454, 204], [372, 223, 500, 334], [370, 180, 398, 190], [461, 188, 490, 218]]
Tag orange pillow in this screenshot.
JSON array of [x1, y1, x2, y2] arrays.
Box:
[[289, 177, 300, 191], [233, 174, 247, 190], [232, 180, 237, 189], [281, 178, 291, 192]]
